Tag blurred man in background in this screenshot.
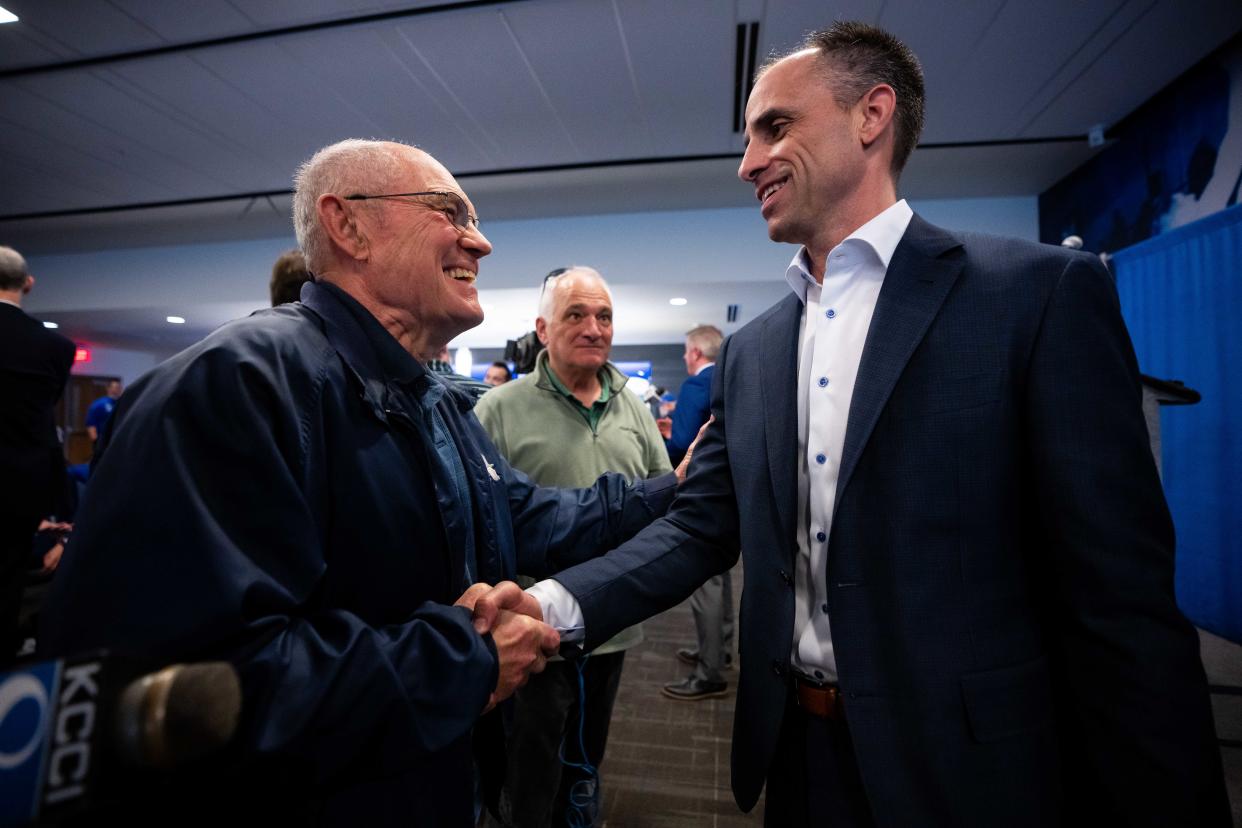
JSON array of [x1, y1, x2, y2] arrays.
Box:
[[0, 245, 74, 665], [269, 248, 312, 306], [658, 324, 734, 702], [84, 378, 122, 444], [484, 361, 512, 386], [475, 267, 670, 827]]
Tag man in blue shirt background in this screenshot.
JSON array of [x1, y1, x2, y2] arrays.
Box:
[[657, 325, 735, 701], [84, 378, 121, 444]]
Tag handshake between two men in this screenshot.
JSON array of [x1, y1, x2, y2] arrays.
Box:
[[455, 412, 714, 712]]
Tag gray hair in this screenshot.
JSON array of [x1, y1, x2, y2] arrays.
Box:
[[0, 245, 29, 291], [292, 139, 415, 273], [537, 266, 613, 319], [685, 324, 724, 360]]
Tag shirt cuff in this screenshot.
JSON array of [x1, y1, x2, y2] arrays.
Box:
[[527, 579, 584, 643]]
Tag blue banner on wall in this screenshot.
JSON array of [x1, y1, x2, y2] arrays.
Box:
[[1112, 204, 1242, 643], [1040, 35, 1242, 253]]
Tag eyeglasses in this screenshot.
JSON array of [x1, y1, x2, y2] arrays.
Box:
[[344, 190, 480, 231], [540, 267, 569, 297]]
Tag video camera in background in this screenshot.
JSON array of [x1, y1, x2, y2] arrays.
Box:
[[0, 652, 240, 827], [503, 330, 542, 376]]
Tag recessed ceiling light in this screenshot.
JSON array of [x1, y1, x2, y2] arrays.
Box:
[[166, 315, 186, 324], [43, 321, 58, 329], [669, 297, 688, 306], [0, 7, 18, 24]]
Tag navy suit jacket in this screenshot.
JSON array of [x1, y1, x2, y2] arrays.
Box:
[[553, 216, 1228, 827], [666, 364, 713, 466]]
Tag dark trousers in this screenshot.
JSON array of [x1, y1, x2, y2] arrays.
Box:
[[499, 650, 625, 827], [762, 690, 876, 828]]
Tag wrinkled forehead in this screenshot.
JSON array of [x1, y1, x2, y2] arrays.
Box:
[[551, 273, 612, 314], [403, 147, 477, 211]]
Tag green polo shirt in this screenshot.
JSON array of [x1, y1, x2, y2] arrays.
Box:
[[543, 363, 611, 432]]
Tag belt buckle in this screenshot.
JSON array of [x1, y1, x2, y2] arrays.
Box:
[[794, 674, 841, 720]]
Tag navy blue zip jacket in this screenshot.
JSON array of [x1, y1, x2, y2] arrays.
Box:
[[40, 281, 675, 825]]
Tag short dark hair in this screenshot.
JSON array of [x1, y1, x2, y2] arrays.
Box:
[[773, 21, 925, 177], [489, 361, 512, 381], [270, 249, 312, 306]]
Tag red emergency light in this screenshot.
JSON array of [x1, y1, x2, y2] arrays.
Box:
[[74, 347, 91, 363]]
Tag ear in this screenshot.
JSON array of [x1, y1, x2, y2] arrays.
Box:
[[317, 194, 369, 262], [857, 83, 897, 150], [535, 317, 550, 346], [21, 274, 34, 295]]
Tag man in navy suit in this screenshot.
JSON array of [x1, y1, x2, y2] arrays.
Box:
[[659, 324, 736, 701], [490, 21, 1229, 828], [0, 246, 74, 663]]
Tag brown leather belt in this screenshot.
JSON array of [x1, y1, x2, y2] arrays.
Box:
[[794, 675, 844, 721]]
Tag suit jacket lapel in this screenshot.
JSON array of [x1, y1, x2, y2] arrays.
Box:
[[835, 215, 965, 508], [759, 294, 803, 551]]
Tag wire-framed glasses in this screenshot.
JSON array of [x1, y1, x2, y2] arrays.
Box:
[[344, 190, 480, 231]]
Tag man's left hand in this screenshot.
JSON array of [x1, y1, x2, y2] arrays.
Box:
[[461, 581, 545, 634], [675, 415, 714, 484]]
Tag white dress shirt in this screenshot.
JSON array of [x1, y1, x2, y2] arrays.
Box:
[[530, 201, 915, 672], [787, 199, 912, 681]]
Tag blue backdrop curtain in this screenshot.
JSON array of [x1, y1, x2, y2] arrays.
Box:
[[1112, 203, 1242, 643]]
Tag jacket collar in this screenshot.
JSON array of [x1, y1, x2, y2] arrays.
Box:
[[299, 281, 470, 421], [834, 214, 964, 508]]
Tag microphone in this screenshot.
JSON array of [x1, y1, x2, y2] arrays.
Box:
[[0, 652, 240, 827]]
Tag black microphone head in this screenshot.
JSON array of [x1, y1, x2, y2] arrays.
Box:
[[115, 662, 241, 769]]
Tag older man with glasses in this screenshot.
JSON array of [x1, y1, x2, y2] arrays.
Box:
[[40, 139, 680, 827]]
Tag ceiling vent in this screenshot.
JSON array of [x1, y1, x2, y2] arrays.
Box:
[[733, 21, 760, 133]]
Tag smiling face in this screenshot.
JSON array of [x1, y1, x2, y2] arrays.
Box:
[[738, 51, 870, 263], [352, 148, 492, 348], [536, 270, 614, 381]]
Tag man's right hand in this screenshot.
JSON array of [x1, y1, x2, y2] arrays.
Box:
[[484, 607, 559, 711], [460, 581, 561, 711]]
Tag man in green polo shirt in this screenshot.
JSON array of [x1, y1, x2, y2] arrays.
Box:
[[475, 266, 670, 827]]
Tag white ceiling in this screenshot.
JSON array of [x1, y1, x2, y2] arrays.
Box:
[[2, 0, 1240, 351]]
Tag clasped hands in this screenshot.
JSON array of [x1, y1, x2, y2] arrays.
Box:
[[455, 581, 559, 712], [455, 417, 714, 712]]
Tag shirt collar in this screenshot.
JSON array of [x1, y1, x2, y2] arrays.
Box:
[[536, 349, 622, 405], [783, 199, 914, 304], [694, 362, 714, 376], [0, 299, 21, 309]]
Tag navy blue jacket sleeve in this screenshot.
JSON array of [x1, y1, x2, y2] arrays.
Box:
[[499, 457, 678, 579], [1023, 254, 1225, 824]]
